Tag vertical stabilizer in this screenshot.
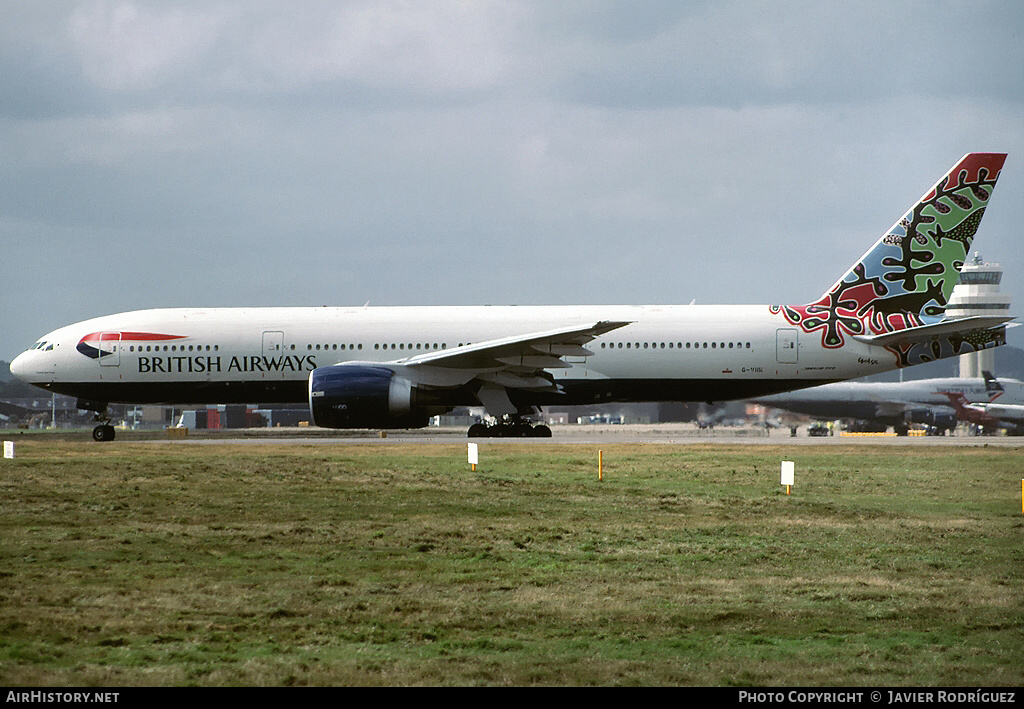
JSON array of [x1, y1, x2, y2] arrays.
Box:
[[774, 153, 1006, 349], [982, 370, 1004, 401]]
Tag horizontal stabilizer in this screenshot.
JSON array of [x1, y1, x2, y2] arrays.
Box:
[[852, 316, 1013, 347]]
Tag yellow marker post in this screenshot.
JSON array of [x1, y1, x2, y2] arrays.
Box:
[[599, 450, 603, 481], [468, 442, 479, 472]]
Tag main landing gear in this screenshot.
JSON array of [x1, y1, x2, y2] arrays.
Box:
[[467, 415, 552, 438]]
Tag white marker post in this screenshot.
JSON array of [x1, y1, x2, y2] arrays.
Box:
[[781, 460, 794, 495], [3, 441, 14, 459], [468, 442, 479, 472]]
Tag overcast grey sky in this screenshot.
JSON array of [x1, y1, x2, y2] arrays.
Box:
[[3, 1, 1023, 361]]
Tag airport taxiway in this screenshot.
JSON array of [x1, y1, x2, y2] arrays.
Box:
[[141, 424, 1024, 446]]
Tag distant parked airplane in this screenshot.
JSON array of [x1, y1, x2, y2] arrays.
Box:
[[942, 388, 1024, 435], [753, 370, 1022, 435], [10, 153, 1011, 441]]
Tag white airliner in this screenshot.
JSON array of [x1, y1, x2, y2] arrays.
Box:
[[10, 153, 1011, 441], [752, 371, 1024, 435]]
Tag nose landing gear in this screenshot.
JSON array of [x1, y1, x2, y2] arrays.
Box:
[[92, 422, 116, 442], [78, 399, 116, 442]]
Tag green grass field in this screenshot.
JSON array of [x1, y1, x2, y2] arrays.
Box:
[[1, 440, 1022, 686]]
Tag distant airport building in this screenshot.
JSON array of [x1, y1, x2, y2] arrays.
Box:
[[946, 253, 1011, 379]]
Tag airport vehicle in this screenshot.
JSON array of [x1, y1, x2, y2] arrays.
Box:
[[751, 370, 1023, 436], [807, 422, 831, 437], [10, 153, 1010, 441]]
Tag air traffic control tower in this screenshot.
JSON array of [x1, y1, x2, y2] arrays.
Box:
[[946, 253, 1011, 379]]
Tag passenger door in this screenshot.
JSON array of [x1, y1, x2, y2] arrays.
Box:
[[98, 332, 121, 367], [776, 328, 798, 364]]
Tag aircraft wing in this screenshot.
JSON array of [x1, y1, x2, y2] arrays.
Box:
[[398, 320, 630, 371], [847, 388, 948, 418], [354, 320, 632, 415], [868, 398, 921, 418], [0, 401, 42, 419]]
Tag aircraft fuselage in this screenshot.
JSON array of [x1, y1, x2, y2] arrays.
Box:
[[12, 303, 890, 409]]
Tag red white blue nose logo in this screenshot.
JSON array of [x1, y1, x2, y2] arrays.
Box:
[[77, 332, 186, 359]]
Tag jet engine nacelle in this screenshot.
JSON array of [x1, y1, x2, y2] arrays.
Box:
[[906, 408, 932, 425], [906, 408, 956, 429], [929, 411, 957, 431], [308, 365, 429, 429]]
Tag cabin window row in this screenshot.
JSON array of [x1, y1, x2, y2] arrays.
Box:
[[600, 341, 751, 350], [308, 343, 364, 351], [129, 345, 220, 352], [307, 343, 475, 351], [124, 341, 752, 354], [371, 343, 449, 351]]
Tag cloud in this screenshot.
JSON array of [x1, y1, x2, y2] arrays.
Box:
[[2, 0, 1024, 360], [68, 1, 229, 91]]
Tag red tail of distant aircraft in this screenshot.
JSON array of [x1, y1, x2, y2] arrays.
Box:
[[941, 391, 998, 427]]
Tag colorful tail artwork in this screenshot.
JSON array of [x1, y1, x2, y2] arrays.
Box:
[[772, 153, 1007, 366]]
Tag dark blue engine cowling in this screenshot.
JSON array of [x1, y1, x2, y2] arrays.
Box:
[[929, 412, 957, 431], [308, 365, 429, 429], [907, 408, 957, 431]]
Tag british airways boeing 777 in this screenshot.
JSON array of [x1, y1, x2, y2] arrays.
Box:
[[10, 153, 1010, 440]]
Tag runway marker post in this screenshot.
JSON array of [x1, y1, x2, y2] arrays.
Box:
[[468, 442, 479, 472], [781, 460, 794, 495], [3, 441, 13, 460], [599, 450, 603, 481]]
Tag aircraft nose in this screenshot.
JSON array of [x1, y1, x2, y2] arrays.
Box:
[[9, 350, 33, 382]]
